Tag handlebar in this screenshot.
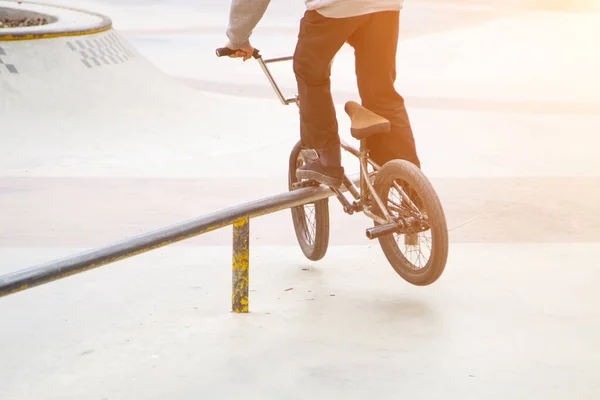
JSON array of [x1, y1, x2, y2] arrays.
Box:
[[215, 47, 262, 59], [215, 47, 298, 106]]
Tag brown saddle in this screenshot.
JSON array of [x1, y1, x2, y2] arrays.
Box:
[[344, 101, 391, 140]]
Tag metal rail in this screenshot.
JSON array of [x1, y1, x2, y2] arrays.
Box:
[[0, 176, 359, 312], [1, 51, 355, 312]]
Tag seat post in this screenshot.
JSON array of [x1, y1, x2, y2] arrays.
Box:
[[359, 139, 370, 201], [359, 139, 368, 155]]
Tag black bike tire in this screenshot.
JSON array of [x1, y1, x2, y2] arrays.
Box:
[[374, 160, 449, 286], [288, 141, 330, 261]]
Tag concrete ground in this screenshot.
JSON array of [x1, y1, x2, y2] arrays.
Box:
[[1, 0, 600, 398]]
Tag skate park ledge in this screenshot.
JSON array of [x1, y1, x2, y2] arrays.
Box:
[[0, 1, 111, 40]]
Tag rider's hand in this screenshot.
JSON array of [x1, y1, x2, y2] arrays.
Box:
[[226, 42, 255, 62]]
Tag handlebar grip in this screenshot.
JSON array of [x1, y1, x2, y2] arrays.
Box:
[[215, 47, 261, 59]]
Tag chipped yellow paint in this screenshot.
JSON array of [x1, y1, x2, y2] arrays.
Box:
[[232, 217, 250, 313], [0, 25, 112, 41]]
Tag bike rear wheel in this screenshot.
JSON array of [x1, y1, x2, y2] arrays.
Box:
[[374, 160, 449, 286], [288, 141, 330, 261]]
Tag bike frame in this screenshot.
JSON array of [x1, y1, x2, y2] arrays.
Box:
[[256, 53, 415, 225]]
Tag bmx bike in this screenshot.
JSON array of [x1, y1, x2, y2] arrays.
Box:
[[216, 47, 449, 286]]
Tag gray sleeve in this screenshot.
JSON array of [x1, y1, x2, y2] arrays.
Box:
[[226, 0, 272, 48]]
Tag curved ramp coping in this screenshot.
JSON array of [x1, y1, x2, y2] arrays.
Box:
[[0, 1, 111, 40]]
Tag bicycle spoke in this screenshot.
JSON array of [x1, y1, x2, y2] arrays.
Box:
[[303, 204, 317, 245], [292, 147, 323, 251], [385, 177, 434, 270]]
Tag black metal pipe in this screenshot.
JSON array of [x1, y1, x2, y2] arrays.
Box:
[[365, 221, 404, 240], [0, 175, 360, 298]]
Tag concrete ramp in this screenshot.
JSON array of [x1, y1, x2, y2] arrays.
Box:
[[1, 1, 298, 178]]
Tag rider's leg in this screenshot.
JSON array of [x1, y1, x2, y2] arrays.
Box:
[[349, 12, 423, 245], [292, 10, 364, 187], [348, 11, 421, 169]]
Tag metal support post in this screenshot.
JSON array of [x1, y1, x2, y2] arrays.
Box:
[[232, 217, 250, 313]]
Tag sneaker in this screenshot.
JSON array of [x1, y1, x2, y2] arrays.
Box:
[[296, 159, 344, 188]]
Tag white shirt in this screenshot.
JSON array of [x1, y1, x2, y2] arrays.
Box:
[[305, 0, 404, 18], [226, 0, 404, 48]]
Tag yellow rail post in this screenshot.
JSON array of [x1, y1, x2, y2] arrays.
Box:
[[232, 217, 250, 313]]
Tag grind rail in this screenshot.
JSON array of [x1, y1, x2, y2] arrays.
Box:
[[0, 177, 359, 312]]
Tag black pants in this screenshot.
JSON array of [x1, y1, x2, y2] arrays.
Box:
[[292, 10, 420, 168]]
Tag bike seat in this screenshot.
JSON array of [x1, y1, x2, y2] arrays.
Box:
[[344, 101, 391, 140]]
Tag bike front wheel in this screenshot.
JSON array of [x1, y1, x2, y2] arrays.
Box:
[[288, 141, 330, 261], [374, 160, 449, 286]]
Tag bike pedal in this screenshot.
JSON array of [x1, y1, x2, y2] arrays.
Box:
[[292, 180, 320, 190]]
